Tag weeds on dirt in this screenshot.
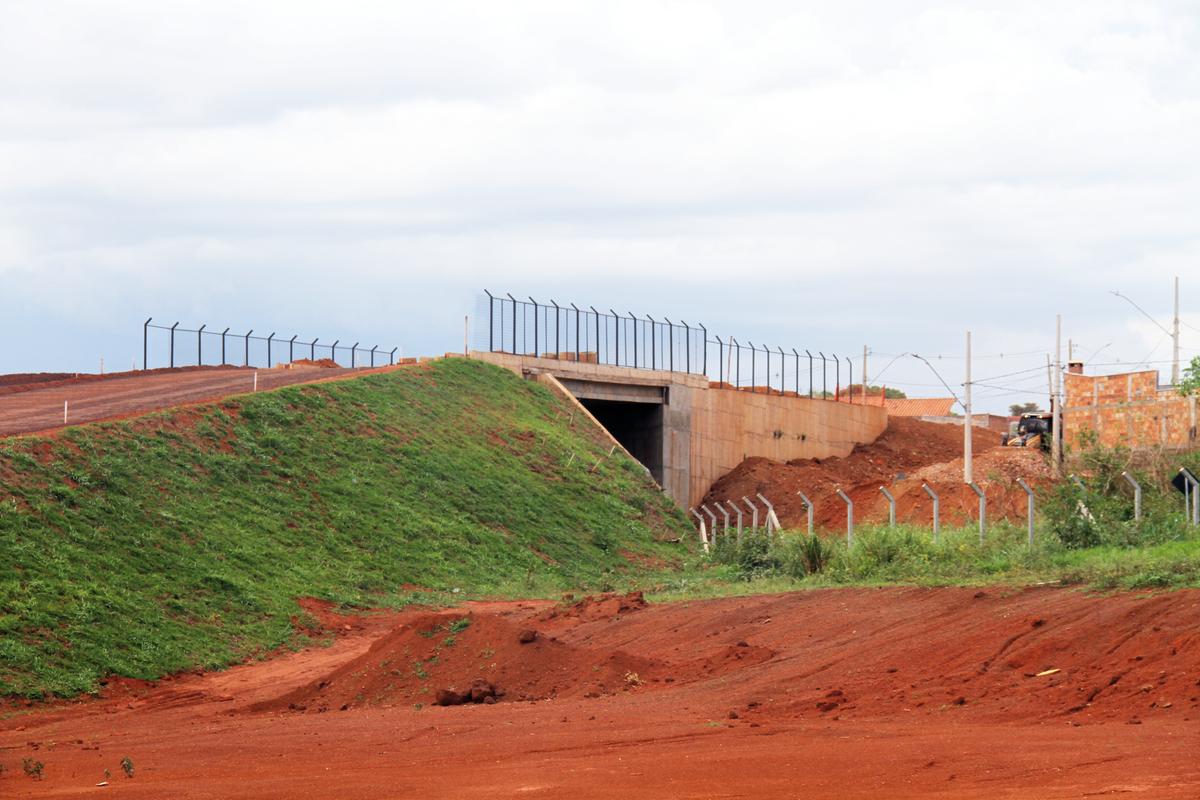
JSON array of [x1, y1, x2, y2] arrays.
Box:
[[22, 758, 44, 780], [120, 757, 134, 779]]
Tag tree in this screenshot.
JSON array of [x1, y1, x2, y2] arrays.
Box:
[[848, 384, 907, 399], [1008, 401, 1041, 416], [1179, 355, 1200, 396]]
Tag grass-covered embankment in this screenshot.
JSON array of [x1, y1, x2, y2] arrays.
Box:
[[0, 358, 689, 697]]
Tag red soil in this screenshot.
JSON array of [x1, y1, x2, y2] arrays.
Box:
[[2, 587, 1197, 798], [705, 417, 1056, 530], [0, 363, 416, 437]]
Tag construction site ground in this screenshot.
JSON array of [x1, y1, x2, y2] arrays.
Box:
[[2, 587, 1197, 799], [706, 417, 1056, 530], [0, 364, 371, 436]]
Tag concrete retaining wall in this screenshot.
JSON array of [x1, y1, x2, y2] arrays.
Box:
[[473, 351, 887, 508]]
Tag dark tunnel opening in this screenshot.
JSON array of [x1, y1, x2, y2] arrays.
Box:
[[578, 398, 664, 486]]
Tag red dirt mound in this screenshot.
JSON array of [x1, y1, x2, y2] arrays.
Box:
[[287, 358, 340, 369], [704, 417, 1056, 530], [251, 610, 664, 713], [536, 591, 649, 629]]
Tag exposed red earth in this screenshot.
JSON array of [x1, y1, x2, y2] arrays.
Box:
[[3, 587, 1197, 798], [706, 417, 1057, 530], [0, 363, 394, 436]]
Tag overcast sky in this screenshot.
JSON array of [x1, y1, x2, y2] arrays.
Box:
[[3, 1, 1200, 412]]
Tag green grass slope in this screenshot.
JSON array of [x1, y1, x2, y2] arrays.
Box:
[[0, 358, 689, 697]]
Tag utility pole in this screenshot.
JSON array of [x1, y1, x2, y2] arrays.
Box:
[[1053, 314, 1063, 473], [1173, 276, 1180, 385], [862, 345, 869, 401], [964, 330, 973, 484]]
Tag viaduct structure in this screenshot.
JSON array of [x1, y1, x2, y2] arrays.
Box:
[[475, 351, 887, 508]]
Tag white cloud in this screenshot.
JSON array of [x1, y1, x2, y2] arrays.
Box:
[[1, 1, 1199, 407]]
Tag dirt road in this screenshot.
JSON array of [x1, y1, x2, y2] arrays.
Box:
[[0, 365, 373, 436], [2, 587, 1197, 798]]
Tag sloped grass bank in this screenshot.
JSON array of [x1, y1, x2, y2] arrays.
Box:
[[0, 358, 688, 697]]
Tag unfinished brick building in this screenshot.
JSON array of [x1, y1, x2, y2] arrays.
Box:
[[1063, 363, 1197, 451]]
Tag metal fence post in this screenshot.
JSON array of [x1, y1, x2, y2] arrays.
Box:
[[846, 356, 853, 403], [833, 353, 840, 399], [796, 489, 814, 535], [700, 323, 707, 376], [289, 335, 298, 364], [311, 338, 318, 360], [732, 338, 740, 387], [389, 347, 398, 366], [922, 484, 940, 541], [143, 317, 152, 370], [169, 321, 179, 368], [778, 347, 786, 394], [572, 303, 581, 362], [485, 290, 495, 352], [793, 348, 800, 395], [612, 309, 621, 366], [667, 318, 675, 373], [529, 297, 539, 357], [244, 329, 253, 367], [805, 350, 812, 397], [197, 324, 206, 366], [331, 339, 339, 365], [222, 328, 230, 365], [349, 341, 357, 368], [714, 335, 723, 384], [552, 300, 561, 358], [647, 314, 656, 370], [628, 311, 638, 368], [967, 481, 986, 542], [370, 345, 378, 367], [741, 496, 759, 535], [834, 486, 854, 544], [749, 341, 756, 389], [819, 351, 827, 398], [682, 321, 690, 373], [507, 293, 517, 355], [879, 486, 896, 526], [1016, 478, 1035, 546], [1122, 471, 1142, 521], [267, 332, 276, 368], [591, 306, 600, 363], [726, 500, 744, 544]]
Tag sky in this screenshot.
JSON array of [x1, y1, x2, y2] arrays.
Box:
[[3, 0, 1200, 413]]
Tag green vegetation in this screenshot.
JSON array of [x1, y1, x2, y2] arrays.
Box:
[[1179, 354, 1200, 396], [0, 358, 687, 697], [659, 439, 1200, 600], [658, 523, 1200, 600]]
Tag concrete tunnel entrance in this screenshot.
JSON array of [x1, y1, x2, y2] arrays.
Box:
[[578, 398, 664, 485], [557, 378, 666, 487]]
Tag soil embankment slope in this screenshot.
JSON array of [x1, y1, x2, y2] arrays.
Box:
[[706, 417, 1054, 529], [0, 358, 688, 697]]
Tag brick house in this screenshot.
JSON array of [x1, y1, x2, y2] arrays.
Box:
[[1062, 363, 1197, 451]]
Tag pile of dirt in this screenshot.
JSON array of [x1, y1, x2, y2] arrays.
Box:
[[703, 418, 1057, 530], [536, 590, 649, 629], [251, 610, 663, 713], [286, 358, 340, 369]]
